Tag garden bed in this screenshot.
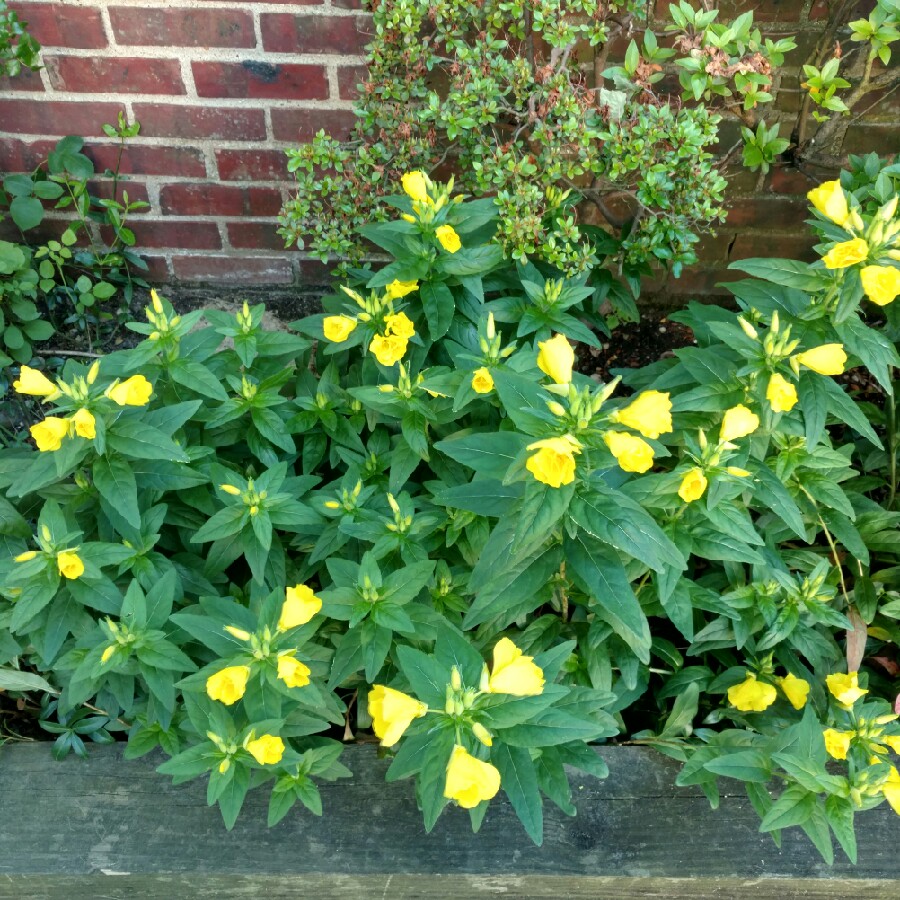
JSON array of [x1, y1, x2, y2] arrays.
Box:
[[1, 742, 899, 899]]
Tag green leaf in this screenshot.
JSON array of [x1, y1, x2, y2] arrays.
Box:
[[420, 282, 455, 341], [0, 667, 55, 693], [565, 534, 651, 663], [493, 743, 543, 845], [759, 784, 816, 832], [703, 749, 772, 783], [9, 196, 43, 231], [107, 421, 190, 462], [434, 431, 529, 480], [93, 455, 140, 528]]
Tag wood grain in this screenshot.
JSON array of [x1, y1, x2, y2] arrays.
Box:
[[0, 743, 898, 898]]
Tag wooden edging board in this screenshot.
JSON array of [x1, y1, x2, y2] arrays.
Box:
[[0, 742, 898, 898]]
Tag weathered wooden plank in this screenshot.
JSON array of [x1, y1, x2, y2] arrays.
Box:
[[0, 743, 898, 891], [2, 875, 900, 900]]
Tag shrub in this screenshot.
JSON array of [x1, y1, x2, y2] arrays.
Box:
[[1, 160, 899, 857]]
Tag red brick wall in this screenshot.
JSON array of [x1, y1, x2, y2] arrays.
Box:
[[0, 1, 896, 297]]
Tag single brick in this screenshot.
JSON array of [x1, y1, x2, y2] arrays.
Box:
[[726, 198, 808, 228], [192, 61, 328, 100], [296, 257, 337, 285], [216, 149, 290, 182], [729, 232, 817, 262], [85, 144, 207, 179], [0, 99, 126, 136], [138, 254, 172, 282], [103, 220, 222, 250], [90, 180, 152, 211], [9, 2, 107, 48], [260, 13, 370, 54], [337, 64, 367, 100], [160, 183, 284, 217], [271, 108, 356, 142], [172, 254, 294, 284], [45, 56, 185, 95], [0, 67, 44, 92], [108, 7, 254, 48], [767, 166, 823, 195], [227, 220, 290, 250], [133, 104, 267, 140]]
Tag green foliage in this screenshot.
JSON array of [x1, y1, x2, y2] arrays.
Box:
[[2, 164, 900, 858], [0, 0, 40, 77], [279, 0, 799, 296], [0, 117, 149, 357]]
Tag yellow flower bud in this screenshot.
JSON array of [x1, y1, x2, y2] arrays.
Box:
[[603, 430, 655, 474], [609, 390, 673, 439], [105, 374, 153, 407], [30, 416, 70, 452], [727, 673, 777, 712], [86, 360, 100, 385], [435, 224, 461, 253], [766, 373, 798, 412], [821, 238, 869, 269], [720, 404, 759, 443], [276, 652, 311, 689], [525, 435, 582, 488], [826, 671, 868, 707], [444, 744, 501, 808], [823, 728, 853, 760], [471, 367, 494, 394], [206, 665, 251, 706], [220, 484, 242, 496], [794, 344, 847, 376], [472, 722, 493, 747], [151, 289, 164, 313], [100, 645, 116, 664], [488, 637, 545, 695], [278, 584, 322, 631], [368, 685, 428, 747], [224, 625, 251, 642], [15, 550, 38, 562], [245, 734, 285, 765], [536, 333, 575, 386], [57, 550, 84, 580], [678, 468, 707, 503], [860, 265, 900, 307], [807, 180, 851, 228]]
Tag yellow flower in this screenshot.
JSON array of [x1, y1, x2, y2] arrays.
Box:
[[882, 766, 900, 815], [56, 550, 84, 580], [807, 180, 850, 227], [883, 735, 900, 755], [536, 333, 575, 385], [823, 728, 853, 760], [720, 404, 759, 442], [609, 390, 673, 439], [401, 171, 430, 204], [826, 671, 868, 706], [368, 685, 428, 747], [435, 224, 461, 253], [206, 665, 251, 706], [30, 416, 70, 452], [369, 333, 408, 366], [794, 343, 847, 376], [860, 265, 900, 307], [766, 373, 798, 412], [488, 637, 545, 696], [13, 365, 58, 398], [471, 367, 494, 394], [385, 279, 419, 299], [678, 467, 707, 503], [277, 652, 311, 689], [444, 744, 501, 808], [278, 584, 322, 631], [246, 734, 285, 765], [822, 238, 869, 269], [106, 374, 153, 406], [603, 430, 655, 474], [727, 673, 777, 712], [777, 672, 810, 710], [525, 435, 582, 488], [14, 550, 38, 562], [323, 315, 358, 342], [385, 311, 415, 340], [70, 408, 95, 440]]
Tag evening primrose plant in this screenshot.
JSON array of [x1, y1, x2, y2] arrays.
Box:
[[1, 164, 900, 857]]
